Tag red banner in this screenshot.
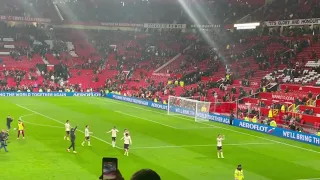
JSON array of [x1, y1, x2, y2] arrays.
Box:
[[242, 97, 291, 107], [279, 84, 320, 94], [259, 92, 303, 102], [201, 76, 221, 82], [237, 104, 260, 111], [290, 113, 320, 124], [210, 102, 261, 114], [0, 15, 51, 23], [298, 105, 320, 114], [233, 80, 260, 87]]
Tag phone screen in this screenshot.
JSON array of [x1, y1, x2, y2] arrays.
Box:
[[102, 158, 118, 180]]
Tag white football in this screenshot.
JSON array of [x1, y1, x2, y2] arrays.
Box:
[[14, 128, 17, 130]]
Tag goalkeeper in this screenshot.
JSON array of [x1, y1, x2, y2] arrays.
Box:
[[234, 165, 244, 180]]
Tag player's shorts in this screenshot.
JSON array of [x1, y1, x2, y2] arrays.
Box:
[[66, 131, 70, 135], [112, 137, 116, 141], [85, 136, 90, 141], [124, 144, 129, 149], [217, 146, 222, 151]]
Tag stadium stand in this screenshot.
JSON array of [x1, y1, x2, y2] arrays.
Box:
[[1, 0, 320, 134]]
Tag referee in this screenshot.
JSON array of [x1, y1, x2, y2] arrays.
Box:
[[67, 126, 77, 154]]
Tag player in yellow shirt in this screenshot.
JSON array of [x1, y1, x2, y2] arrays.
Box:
[[17, 120, 25, 139], [234, 164, 244, 180], [201, 106, 207, 112]]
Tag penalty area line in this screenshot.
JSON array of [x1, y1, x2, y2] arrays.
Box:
[[130, 142, 274, 150], [16, 104, 121, 150], [297, 178, 320, 180], [115, 110, 178, 129]]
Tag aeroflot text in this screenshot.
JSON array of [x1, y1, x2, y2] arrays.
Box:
[[238, 121, 269, 132]]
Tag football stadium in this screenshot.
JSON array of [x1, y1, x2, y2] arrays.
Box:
[[1, 0, 320, 179], [0, 96, 319, 180]]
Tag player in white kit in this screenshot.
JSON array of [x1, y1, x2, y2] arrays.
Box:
[[123, 129, 129, 136], [82, 125, 92, 146], [107, 126, 119, 148], [217, 134, 224, 158], [64, 120, 71, 141], [121, 133, 132, 156]]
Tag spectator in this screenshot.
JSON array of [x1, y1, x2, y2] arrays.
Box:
[[131, 169, 161, 180]]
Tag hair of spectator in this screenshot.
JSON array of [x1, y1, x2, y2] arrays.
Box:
[[130, 169, 161, 180]]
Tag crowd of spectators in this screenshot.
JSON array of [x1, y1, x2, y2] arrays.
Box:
[[0, 69, 26, 86]]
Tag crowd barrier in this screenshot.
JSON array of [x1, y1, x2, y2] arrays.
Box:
[[259, 92, 300, 102], [289, 112, 320, 124], [1, 92, 318, 146], [233, 120, 320, 146], [279, 84, 320, 93], [106, 93, 320, 146], [298, 105, 320, 114]]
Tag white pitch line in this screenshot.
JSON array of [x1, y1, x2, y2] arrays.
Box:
[[96, 98, 320, 154], [16, 104, 121, 149], [115, 111, 178, 129], [297, 178, 320, 180], [130, 142, 274, 150], [177, 127, 217, 130], [19, 114, 64, 129], [19, 113, 35, 118]]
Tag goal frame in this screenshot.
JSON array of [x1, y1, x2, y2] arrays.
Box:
[[167, 95, 212, 122]]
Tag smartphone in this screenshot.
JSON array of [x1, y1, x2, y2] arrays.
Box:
[[102, 158, 118, 180]]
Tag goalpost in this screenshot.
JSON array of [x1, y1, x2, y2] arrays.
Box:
[[167, 96, 211, 122]]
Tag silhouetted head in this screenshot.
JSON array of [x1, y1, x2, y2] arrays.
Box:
[[131, 169, 161, 180]]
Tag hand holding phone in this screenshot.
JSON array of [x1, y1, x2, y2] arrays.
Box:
[[102, 158, 118, 180]]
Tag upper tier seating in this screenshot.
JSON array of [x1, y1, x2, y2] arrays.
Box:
[[54, 0, 264, 24], [1, 0, 60, 20], [240, 0, 320, 23]]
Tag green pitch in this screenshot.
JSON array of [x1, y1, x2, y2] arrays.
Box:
[[0, 97, 320, 180]]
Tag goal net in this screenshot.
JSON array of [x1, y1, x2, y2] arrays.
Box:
[[167, 96, 211, 122]]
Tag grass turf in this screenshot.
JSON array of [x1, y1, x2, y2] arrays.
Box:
[[0, 96, 320, 180]]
